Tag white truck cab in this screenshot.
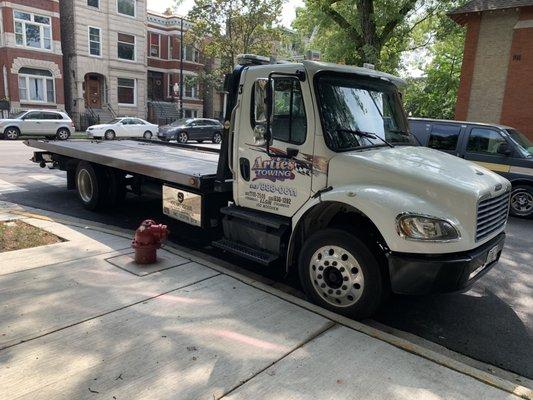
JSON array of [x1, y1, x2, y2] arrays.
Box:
[[26, 55, 511, 319]]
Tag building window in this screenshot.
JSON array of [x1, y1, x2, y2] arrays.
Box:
[[87, 0, 99, 7], [117, 0, 135, 17], [184, 80, 198, 99], [88, 27, 101, 56], [118, 78, 136, 105], [117, 33, 135, 60], [14, 11, 52, 50], [183, 45, 200, 63], [149, 33, 160, 57], [184, 109, 198, 118], [18, 68, 55, 103]]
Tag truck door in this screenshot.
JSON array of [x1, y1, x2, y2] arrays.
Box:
[[234, 69, 316, 217]]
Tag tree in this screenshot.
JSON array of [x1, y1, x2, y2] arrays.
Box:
[[186, 0, 284, 72], [293, 0, 456, 71]]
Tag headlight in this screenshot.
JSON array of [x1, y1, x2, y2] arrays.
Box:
[[396, 214, 460, 241]]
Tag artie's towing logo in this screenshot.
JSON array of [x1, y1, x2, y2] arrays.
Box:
[[252, 156, 296, 182]]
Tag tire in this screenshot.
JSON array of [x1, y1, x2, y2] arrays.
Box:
[[104, 130, 116, 140], [509, 185, 533, 218], [177, 131, 188, 143], [298, 229, 385, 319], [56, 128, 70, 141], [4, 127, 20, 140], [75, 162, 109, 210], [212, 132, 222, 144], [143, 131, 152, 140]]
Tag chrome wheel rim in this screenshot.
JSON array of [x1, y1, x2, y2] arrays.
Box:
[[77, 169, 93, 203], [309, 245, 364, 307], [179, 132, 187, 142], [58, 130, 69, 140], [105, 131, 114, 140], [6, 129, 18, 139], [213, 133, 222, 143], [511, 190, 533, 214]]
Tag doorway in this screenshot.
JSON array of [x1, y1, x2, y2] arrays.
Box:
[[148, 71, 165, 101], [84, 74, 103, 109]]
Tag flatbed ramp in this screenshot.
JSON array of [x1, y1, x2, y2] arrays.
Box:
[[25, 139, 220, 189]]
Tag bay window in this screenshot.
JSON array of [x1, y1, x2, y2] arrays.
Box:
[[184, 45, 200, 63], [118, 78, 136, 105], [18, 68, 55, 103], [14, 11, 52, 50], [149, 33, 160, 57], [184, 80, 198, 99]]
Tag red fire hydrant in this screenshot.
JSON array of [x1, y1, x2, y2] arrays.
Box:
[[132, 219, 169, 264]]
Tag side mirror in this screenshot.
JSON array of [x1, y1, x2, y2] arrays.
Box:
[[497, 142, 512, 156]]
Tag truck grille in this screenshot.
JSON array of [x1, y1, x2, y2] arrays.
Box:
[[476, 191, 510, 242]]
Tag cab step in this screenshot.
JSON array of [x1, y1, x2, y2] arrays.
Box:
[[212, 238, 278, 266]]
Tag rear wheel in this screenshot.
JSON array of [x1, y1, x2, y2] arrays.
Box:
[[75, 162, 107, 210], [104, 130, 115, 140], [212, 132, 222, 144], [510, 185, 533, 218], [298, 229, 385, 319], [4, 127, 20, 140], [56, 128, 70, 141], [143, 131, 152, 140], [177, 131, 188, 143]]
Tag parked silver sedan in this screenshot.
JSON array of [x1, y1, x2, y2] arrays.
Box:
[[0, 110, 74, 140]]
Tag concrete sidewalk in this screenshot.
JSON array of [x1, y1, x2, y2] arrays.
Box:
[[0, 204, 529, 399]]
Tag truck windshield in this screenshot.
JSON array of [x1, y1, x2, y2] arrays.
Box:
[[506, 129, 533, 158], [316, 74, 414, 151]]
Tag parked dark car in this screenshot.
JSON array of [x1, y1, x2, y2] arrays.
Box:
[[409, 118, 533, 218], [158, 118, 223, 144]]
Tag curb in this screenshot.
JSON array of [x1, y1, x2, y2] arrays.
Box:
[[4, 204, 532, 399]]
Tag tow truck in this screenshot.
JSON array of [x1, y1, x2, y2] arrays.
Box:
[[25, 55, 511, 318]]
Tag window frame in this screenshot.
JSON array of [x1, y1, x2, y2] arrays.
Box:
[[149, 32, 160, 58], [88, 26, 102, 57], [117, 77, 136, 106], [117, 32, 136, 61], [13, 10, 52, 51], [18, 68, 55, 104], [465, 127, 509, 156], [117, 0, 136, 18], [87, 0, 99, 8]]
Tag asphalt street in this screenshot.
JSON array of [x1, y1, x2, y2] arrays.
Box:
[[1, 140, 531, 380]]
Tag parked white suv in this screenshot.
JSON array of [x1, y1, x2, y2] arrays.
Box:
[[0, 110, 74, 140]]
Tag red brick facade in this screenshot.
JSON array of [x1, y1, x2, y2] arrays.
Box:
[[0, 0, 64, 110], [452, 6, 533, 139]]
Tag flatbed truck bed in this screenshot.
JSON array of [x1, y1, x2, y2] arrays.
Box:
[[25, 139, 221, 191]]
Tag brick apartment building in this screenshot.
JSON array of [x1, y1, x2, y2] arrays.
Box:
[[450, 0, 533, 140], [0, 0, 64, 111], [146, 11, 224, 122]]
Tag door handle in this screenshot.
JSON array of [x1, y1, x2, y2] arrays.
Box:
[[239, 158, 250, 181]]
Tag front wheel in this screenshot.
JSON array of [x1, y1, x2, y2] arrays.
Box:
[[212, 132, 222, 144], [510, 185, 533, 218], [143, 131, 152, 140], [298, 229, 385, 319], [4, 127, 20, 140], [104, 130, 116, 140], [177, 131, 188, 143]]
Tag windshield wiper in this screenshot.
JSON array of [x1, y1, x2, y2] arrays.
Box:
[[336, 129, 395, 148]]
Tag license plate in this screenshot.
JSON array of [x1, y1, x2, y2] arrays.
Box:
[[469, 244, 501, 280]]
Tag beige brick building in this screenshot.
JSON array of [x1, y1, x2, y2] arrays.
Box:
[[61, 0, 148, 126]]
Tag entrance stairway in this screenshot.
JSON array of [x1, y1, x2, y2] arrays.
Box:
[[148, 101, 180, 125]]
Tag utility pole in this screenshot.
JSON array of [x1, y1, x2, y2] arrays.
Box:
[[179, 17, 184, 119]]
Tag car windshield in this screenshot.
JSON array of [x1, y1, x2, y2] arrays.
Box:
[[10, 111, 26, 119], [170, 118, 191, 127], [316, 74, 415, 151], [506, 129, 533, 158], [107, 118, 122, 124]]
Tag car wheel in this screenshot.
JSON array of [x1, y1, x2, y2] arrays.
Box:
[[104, 130, 116, 140], [56, 128, 70, 141], [510, 185, 533, 218], [298, 229, 385, 319], [75, 162, 108, 210], [4, 127, 20, 140], [143, 131, 152, 140], [212, 132, 222, 144], [177, 131, 188, 143]]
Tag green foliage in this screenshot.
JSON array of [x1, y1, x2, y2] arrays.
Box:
[[186, 0, 284, 72]]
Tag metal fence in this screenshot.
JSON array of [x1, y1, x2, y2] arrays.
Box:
[[72, 113, 100, 131]]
